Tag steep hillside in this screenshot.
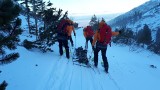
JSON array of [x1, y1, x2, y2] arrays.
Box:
[[108, 0, 160, 39]]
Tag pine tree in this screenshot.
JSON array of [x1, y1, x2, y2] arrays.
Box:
[[136, 29, 144, 45], [156, 28, 160, 44], [136, 24, 152, 45], [89, 14, 99, 31], [22, 2, 67, 52], [30, 0, 46, 40], [0, 0, 22, 65], [143, 24, 152, 45], [18, 0, 31, 34], [73, 22, 78, 28], [113, 28, 134, 45], [36, 0, 45, 18], [155, 28, 160, 54], [0, 0, 22, 89]]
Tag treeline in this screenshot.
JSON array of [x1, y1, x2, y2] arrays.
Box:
[[112, 24, 160, 55]]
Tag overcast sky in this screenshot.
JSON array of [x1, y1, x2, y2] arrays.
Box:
[[48, 0, 150, 16]]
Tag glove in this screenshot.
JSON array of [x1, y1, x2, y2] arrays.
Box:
[[119, 30, 122, 34], [74, 33, 76, 36]]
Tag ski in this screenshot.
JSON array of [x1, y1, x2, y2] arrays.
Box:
[[87, 63, 99, 74], [73, 63, 89, 67], [91, 65, 100, 74], [108, 73, 121, 90], [72, 61, 96, 73]]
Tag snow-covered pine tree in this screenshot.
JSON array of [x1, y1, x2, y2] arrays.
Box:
[[16, 0, 32, 34], [30, 0, 46, 40], [0, 0, 22, 65], [147, 28, 160, 54], [136, 24, 152, 46], [0, 0, 22, 89], [155, 28, 160, 54], [89, 14, 99, 31], [143, 24, 152, 45], [22, 2, 68, 52], [156, 28, 160, 44]]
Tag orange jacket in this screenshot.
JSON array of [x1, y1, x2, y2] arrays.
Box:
[[83, 27, 87, 38], [65, 19, 75, 36], [66, 25, 75, 36]]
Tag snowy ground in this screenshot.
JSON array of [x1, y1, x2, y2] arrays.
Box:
[[0, 28, 160, 90]]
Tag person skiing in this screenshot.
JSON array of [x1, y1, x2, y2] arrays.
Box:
[[83, 25, 94, 50], [92, 19, 121, 73], [66, 18, 76, 47], [57, 18, 71, 59]]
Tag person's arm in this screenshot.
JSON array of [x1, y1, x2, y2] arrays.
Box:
[[73, 26, 76, 36], [92, 31, 98, 46], [112, 31, 120, 36], [83, 28, 87, 38]]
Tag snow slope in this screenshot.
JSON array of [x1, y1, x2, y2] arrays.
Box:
[[0, 27, 160, 90], [108, 0, 160, 40]]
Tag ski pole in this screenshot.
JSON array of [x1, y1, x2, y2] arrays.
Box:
[[74, 35, 76, 49], [89, 50, 93, 60], [85, 41, 88, 50]]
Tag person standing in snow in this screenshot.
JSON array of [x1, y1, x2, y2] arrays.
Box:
[[83, 25, 94, 50], [92, 19, 121, 73], [57, 18, 71, 59]]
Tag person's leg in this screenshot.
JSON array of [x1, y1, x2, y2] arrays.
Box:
[[58, 39, 63, 55], [85, 38, 89, 50], [63, 40, 70, 59], [89, 37, 93, 49], [101, 48, 109, 73], [94, 48, 100, 67], [70, 36, 74, 47]]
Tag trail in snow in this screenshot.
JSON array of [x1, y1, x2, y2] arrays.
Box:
[[36, 28, 160, 90], [41, 53, 121, 90]]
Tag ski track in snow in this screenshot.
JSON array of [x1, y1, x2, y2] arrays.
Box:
[[43, 56, 63, 90], [49, 57, 70, 90], [30, 29, 160, 90], [45, 56, 122, 90], [42, 45, 123, 90]]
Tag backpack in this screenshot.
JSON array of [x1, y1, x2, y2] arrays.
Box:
[[57, 19, 70, 40], [75, 46, 88, 65], [85, 26, 94, 37], [57, 19, 69, 34], [98, 24, 112, 45]]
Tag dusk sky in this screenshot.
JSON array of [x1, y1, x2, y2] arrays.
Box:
[[49, 0, 150, 16]]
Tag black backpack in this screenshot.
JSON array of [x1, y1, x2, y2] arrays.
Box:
[[75, 47, 88, 65]]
